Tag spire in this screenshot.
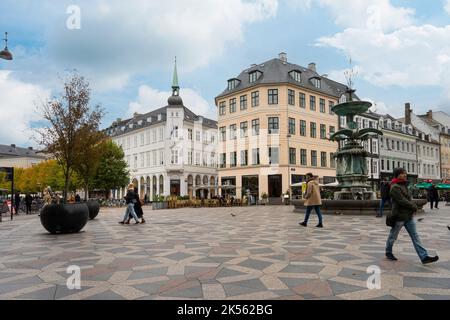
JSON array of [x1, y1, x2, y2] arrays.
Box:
[[0, 32, 13, 61], [172, 56, 179, 96]]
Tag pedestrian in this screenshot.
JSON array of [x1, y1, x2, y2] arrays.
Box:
[[25, 193, 33, 215], [377, 177, 391, 218], [75, 194, 81, 202], [428, 184, 439, 210], [127, 187, 146, 224], [14, 192, 20, 215], [385, 168, 439, 264], [299, 173, 323, 228], [119, 184, 140, 225]]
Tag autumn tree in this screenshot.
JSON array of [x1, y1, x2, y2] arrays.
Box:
[[35, 73, 104, 202]]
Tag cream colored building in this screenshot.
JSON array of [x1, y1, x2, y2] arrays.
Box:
[[0, 144, 47, 169], [215, 53, 349, 202]]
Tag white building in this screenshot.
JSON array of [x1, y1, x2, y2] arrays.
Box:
[[106, 64, 218, 200], [0, 144, 47, 169]]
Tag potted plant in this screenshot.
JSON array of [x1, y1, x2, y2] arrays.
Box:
[[284, 190, 291, 205], [261, 193, 268, 205], [35, 73, 103, 234]]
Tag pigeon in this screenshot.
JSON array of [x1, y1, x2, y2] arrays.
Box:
[[447, 225, 450, 231], [418, 218, 424, 222], [230, 212, 236, 217]]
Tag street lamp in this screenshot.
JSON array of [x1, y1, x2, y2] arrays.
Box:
[[287, 134, 292, 203], [0, 32, 13, 61]]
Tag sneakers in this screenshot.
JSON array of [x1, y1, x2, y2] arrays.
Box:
[[316, 223, 324, 228], [141, 219, 146, 224], [118, 221, 125, 225], [299, 222, 307, 227], [386, 253, 398, 261], [421, 256, 439, 265]]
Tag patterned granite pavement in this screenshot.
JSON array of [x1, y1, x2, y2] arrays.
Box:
[[1, 204, 450, 300]]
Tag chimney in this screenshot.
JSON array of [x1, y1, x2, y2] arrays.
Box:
[[426, 110, 433, 120], [116, 118, 122, 123], [11, 144, 16, 148], [278, 52, 287, 63], [405, 103, 411, 125], [28, 147, 33, 151], [308, 63, 316, 72]]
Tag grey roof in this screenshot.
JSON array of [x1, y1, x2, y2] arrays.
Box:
[[0, 144, 46, 159], [215, 57, 349, 100], [106, 105, 217, 138]]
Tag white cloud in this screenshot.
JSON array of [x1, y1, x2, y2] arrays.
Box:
[[446, 0, 450, 15], [289, 0, 414, 32], [127, 86, 215, 120], [0, 71, 51, 146], [20, 0, 278, 91]]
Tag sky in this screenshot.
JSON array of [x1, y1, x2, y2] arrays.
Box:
[[1, 0, 450, 147]]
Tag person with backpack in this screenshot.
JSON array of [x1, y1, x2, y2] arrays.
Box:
[[428, 184, 439, 210], [377, 177, 391, 218], [385, 168, 439, 264], [119, 184, 140, 225]]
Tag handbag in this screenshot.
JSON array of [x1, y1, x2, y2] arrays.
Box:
[[386, 211, 396, 227]]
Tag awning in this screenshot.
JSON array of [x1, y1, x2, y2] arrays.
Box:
[[437, 184, 450, 190], [415, 182, 433, 189]]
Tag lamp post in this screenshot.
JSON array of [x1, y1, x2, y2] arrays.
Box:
[[0, 32, 13, 61], [287, 134, 292, 203]]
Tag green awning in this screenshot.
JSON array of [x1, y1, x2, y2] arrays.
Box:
[[437, 184, 450, 190], [415, 182, 432, 189]]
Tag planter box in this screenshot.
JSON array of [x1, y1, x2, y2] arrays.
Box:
[[40, 203, 89, 234], [86, 200, 100, 220]]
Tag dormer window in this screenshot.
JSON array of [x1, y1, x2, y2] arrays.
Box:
[[339, 94, 347, 104], [129, 124, 133, 129], [147, 117, 152, 123], [311, 77, 321, 89], [289, 70, 302, 82], [121, 126, 125, 131], [228, 78, 241, 91], [249, 71, 262, 83], [138, 120, 143, 126], [157, 114, 162, 121]]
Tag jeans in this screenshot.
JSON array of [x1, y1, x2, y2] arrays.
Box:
[[386, 219, 428, 261], [378, 198, 391, 216], [123, 203, 139, 222], [304, 206, 323, 225]]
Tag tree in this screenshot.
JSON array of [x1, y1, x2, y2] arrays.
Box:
[[35, 73, 104, 202], [93, 140, 129, 198]]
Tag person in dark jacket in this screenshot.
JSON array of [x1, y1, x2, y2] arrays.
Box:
[[385, 168, 439, 264], [75, 194, 81, 202], [119, 184, 140, 225], [428, 184, 439, 210], [14, 192, 20, 215], [377, 177, 391, 218], [127, 187, 146, 224], [25, 193, 33, 215]]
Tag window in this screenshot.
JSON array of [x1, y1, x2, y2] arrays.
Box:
[[188, 129, 193, 140], [196, 130, 200, 141], [134, 135, 138, 147], [228, 79, 240, 90], [330, 153, 336, 168], [252, 148, 260, 165], [402, 142, 405, 151], [240, 150, 248, 166], [269, 147, 279, 165], [397, 141, 400, 150], [381, 159, 385, 171], [160, 150, 164, 165], [289, 148, 296, 165], [288, 89, 295, 106], [312, 78, 321, 88], [219, 102, 226, 116], [387, 159, 390, 171], [300, 120, 307, 137], [268, 89, 278, 105], [300, 93, 306, 109], [240, 122, 248, 138], [230, 152, 237, 168], [171, 149, 178, 165], [240, 95, 248, 110], [300, 149, 307, 166], [140, 153, 145, 167], [321, 152, 327, 167], [196, 152, 200, 166], [310, 96, 316, 111], [219, 127, 226, 141], [320, 99, 326, 113], [251, 91, 259, 107], [220, 153, 226, 168], [140, 134, 144, 146], [329, 101, 335, 115], [310, 122, 317, 138], [320, 124, 327, 139], [290, 70, 301, 82], [311, 151, 317, 167], [229, 124, 237, 140], [229, 98, 236, 113], [249, 71, 262, 83], [330, 126, 335, 135], [188, 150, 193, 165], [146, 152, 151, 167], [268, 117, 279, 134], [289, 118, 296, 135], [252, 119, 260, 136], [152, 151, 157, 166]]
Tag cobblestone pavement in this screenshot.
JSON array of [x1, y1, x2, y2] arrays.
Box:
[[1, 204, 450, 300]]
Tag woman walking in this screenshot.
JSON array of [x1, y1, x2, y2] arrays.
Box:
[[385, 168, 438, 264], [299, 173, 324, 228], [119, 184, 140, 225], [127, 187, 146, 224]]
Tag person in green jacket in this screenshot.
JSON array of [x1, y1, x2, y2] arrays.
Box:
[[385, 168, 439, 264]]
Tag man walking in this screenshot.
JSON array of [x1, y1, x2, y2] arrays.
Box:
[[25, 193, 33, 215], [385, 168, 439, 264], [299, 173, 323, 228], [377, 177, 391, 218], [428, 184, 439, 210], [14, 192, 20, 215]]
